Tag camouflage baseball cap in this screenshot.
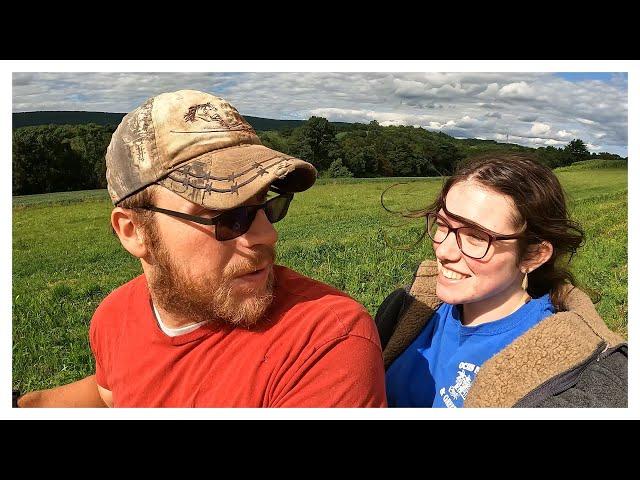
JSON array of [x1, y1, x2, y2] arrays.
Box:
[[106, 89, 317, 209]]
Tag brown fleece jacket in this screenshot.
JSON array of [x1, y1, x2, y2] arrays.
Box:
[[381, 260, 627, 408]]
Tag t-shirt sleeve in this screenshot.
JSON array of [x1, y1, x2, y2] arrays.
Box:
[[89, 302, 111, 390], [274, 334, 387, 407], [270, 298, 388, 407]]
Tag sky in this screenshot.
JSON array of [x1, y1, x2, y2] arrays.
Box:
[[12, 71, 629, 157]]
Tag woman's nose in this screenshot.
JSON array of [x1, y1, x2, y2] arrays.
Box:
[[434, 230, 461, 261]]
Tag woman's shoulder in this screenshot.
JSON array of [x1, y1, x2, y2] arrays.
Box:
[[375, 259, 443, 364], [374, 259, 436, 324], [374, 259, 438, 340]]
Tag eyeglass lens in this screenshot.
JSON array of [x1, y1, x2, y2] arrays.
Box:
[[426, 214, 491, 259]]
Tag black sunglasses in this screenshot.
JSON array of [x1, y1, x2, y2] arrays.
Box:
[[136, 193, 293, 241]]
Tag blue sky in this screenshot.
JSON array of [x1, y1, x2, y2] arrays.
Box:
[[555, 72, 624, 82], [12, 72, 628, 157]]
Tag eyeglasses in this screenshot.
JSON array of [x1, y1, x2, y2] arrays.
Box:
[[136, 193, 293, 241], [426, 212, 523, 259]]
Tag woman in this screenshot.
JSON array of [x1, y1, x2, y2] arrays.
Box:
[[376, 154, 627, 407]]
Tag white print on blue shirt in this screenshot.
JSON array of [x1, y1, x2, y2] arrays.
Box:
[[439, 361, 480, 408]]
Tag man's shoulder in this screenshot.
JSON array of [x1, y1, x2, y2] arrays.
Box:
[[273, 265, 378, 344]]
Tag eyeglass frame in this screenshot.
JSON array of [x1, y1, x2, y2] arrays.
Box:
[[132, 190, 294, 241], [426, 206, 526, 259]]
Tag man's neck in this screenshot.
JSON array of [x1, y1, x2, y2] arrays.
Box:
[[152, 301, 204, 329]]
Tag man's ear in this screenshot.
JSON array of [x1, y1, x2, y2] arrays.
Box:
[[111, 207, 149, 258], [520, 241, 553, 274]]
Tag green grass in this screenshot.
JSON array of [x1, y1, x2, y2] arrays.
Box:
[[12, 189, 111, 208], [12, 169, 628, 391], [554, 159, 627, 171]]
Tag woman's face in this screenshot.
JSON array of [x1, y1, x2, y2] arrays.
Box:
[[434, 180, 524, 306]]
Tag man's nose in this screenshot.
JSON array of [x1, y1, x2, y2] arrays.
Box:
[[239, 208, 278, 248]]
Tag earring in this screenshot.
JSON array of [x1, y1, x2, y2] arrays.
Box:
[[521, 269, 529, 291]]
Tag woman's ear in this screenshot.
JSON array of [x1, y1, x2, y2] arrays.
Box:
[[111, 207, 149, 259], [520, 241, 553, 274]]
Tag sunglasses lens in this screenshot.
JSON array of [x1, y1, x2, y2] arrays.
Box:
[[215, 207, 255, 241], [214, 195, 292, 241], [265, 196, 291, 223]]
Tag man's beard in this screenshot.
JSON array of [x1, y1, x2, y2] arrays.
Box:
[[144, 225, 276, 328]]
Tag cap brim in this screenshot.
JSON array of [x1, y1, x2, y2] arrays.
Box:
[[157, 144, 317, 210]]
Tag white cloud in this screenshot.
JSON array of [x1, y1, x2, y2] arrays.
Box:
[[498, 81, 535, 98], [577, 117, 597, 125], [392, 79, 427, 98], [307, 107, 374, 123], [456, 115, 478, 128], [586, 142, 602, 151], [544, 139, 565, 146], [380, 120, 405, 126], [478, 83, 500, 98], [530, 122, 551, 136], [557, 129, 574, 138]]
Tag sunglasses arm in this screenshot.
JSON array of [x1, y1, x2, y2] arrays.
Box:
[[269, 185, 294, 198], [144, 206, 221, 225]]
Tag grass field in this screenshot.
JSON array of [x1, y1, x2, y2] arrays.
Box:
[[12, 166, 628, 392]]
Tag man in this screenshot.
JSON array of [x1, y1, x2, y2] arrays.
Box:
[[15, 90, 387, 407]]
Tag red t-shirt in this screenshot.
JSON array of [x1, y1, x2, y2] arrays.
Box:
[[89, 265, 387, 407]]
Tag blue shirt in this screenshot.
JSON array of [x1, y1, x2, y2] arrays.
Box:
[[386, 294, 555, 407]]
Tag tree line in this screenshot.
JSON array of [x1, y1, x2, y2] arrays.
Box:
[[13, 124, 114, 195], [12, 118, 626, 196]]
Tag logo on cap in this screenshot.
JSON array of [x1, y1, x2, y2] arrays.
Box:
[[180, 101, 252, 133], [184, 102, 222, 123]]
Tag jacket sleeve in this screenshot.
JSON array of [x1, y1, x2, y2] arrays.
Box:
[[536, 349, 628, 408], [374, 288, 409, 351]]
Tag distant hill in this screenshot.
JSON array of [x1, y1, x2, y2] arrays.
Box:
[[554, 159, 628, 171], [13, 111, 126, 128], [11, 110, 552, 157], [12, 111, 341, 132], [450, 137, 535, 156]]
